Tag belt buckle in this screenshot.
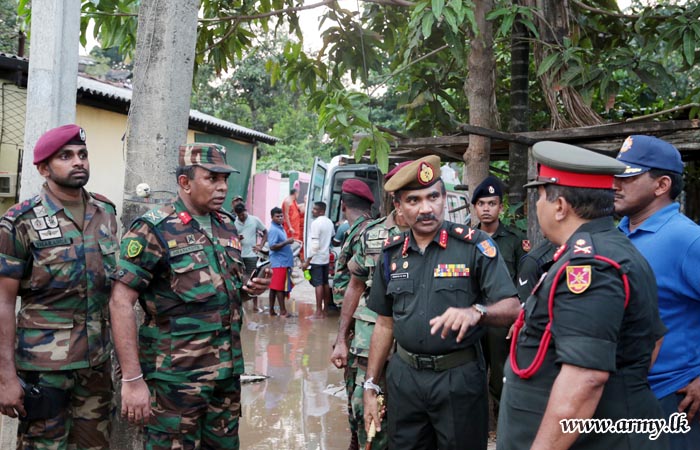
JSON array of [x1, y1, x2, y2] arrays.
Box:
[[415, 355, 435, 370]]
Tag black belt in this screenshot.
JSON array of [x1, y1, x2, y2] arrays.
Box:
[[396, 344, 477, 371]]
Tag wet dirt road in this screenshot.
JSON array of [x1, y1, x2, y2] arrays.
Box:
[[239, 280, 351, 450]]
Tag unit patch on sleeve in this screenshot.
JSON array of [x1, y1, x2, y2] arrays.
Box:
[[477, 239, 497, 258], [566, 265, 592, 294], [126, 239, 144, 258]]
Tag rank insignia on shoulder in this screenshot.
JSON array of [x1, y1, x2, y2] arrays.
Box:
[[454, 226, 464, 234], [573, 239, 592, 255], [186, 234, 196, 244], [465, 228, 475, 240], [566, 265, 591, 294], [477, 239, 497, 258], [522, 240, 531, 252], [126, 239, 144, 258], [167, 240, 177, 249]]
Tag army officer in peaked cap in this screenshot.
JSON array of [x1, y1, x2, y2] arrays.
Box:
[[110, 143, 270, 450], [362, 155, 520, 450], [498, 142, 669, 450]]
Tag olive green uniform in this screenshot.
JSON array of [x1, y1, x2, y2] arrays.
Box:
[[478, 222, 527, 406], [115, 198, 245, 450], [0, 185, 118, 450], [515, 239, 556, 302], [498, 218, 668, 449], [368, 222, 517, 450]]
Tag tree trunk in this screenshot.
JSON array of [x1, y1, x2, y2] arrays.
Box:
[[508, 5, 530, 222], [464, 0, 497, 226], [111, 1, 199, 449]]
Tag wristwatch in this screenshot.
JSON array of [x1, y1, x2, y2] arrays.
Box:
[[363, 377, 383, 394], [472, 303, 488, 321]]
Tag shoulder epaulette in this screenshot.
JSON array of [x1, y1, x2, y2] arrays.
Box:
[[2, 196, 41, 223], [89, 192, 116, 210], [139, 205, 174, 227], [448, 223, 479, 243], [569, 232, 596, 259], [383, 230, 408, 250]]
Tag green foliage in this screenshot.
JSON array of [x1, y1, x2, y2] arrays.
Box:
[[0, 0, 22, 54]]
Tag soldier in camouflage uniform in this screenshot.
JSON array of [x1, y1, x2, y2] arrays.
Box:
[[331, 179, 374, 450], [0, 124, 118, 450], [331, 162, 409, 450], [471, 175, 529, 414], [109, 144, 270, 450]]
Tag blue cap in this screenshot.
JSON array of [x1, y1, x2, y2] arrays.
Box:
[[471, 175, 503, 204], [615, 135, 684, 177]]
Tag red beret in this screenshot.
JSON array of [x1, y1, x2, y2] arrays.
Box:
[[34, 124, 86, 165], [342, 179, 375, 203]]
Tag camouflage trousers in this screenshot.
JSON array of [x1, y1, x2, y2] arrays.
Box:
[[351, 357, 389, 450], [344, 353, 358, 439], [16, 362, 113, 450], [145, 375, 241, 450]]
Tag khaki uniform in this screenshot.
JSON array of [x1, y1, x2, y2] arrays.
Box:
[[0, 185, 118, 450]]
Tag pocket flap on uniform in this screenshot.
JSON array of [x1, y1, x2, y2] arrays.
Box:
[[170, 311, 223, 336], [433, 277, 470, 292], [98, 238, 118, 255], [17, 309, 75, 329], [387, 278, 414, 295], [505, 382, 550, 414], [170, 250, 209, 273]]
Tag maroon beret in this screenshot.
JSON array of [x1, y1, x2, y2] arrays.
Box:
[[342, 179, 375, 204], [34, 124, 86, 165]]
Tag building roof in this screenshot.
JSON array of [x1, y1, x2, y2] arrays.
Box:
[[77, 76, 279, 144]]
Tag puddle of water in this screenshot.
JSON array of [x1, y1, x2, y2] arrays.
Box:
[[239, 282, 352, 450]]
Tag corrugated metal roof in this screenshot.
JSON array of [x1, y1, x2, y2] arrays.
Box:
[[0, 52, 29, 62], [77, 76, 279, 144]]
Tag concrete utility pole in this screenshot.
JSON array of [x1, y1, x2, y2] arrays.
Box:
[[111, 1, 199, 447], [119, 0, 201, 229], [18, 0, 80, 198]]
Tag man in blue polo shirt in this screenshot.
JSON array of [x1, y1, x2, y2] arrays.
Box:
[[614, 135, 700, 450]]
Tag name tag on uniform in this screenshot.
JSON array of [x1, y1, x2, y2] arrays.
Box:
[[434, 264, 470, 277], [33, 237, 73, 248], [170, 244, 204, 257], [390, 272, 409, 280]]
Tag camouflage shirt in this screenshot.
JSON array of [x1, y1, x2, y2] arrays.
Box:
[[347, 213, 404, 358], [0, 184, 118, 371], [114, 197, 245, 382], [332, 214, 371, 304], [348, 212, 404, 323]]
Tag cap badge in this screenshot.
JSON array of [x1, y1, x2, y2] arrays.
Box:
[[79, 128, 86, 142], [618, 136, 633, 157], [417, 162, 435, 185], [488, 186, 495, 194], [566, 265, 592, 294]]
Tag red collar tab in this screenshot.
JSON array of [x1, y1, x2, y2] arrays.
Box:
[[438, 229, 448, 249], [178, 211, 193, 225], [401, 235, 410, 257], [553, 244, 567, 261], [539, 164, 615, 189]]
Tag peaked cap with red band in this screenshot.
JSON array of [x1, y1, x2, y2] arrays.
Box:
[[524, 141, 625, 189], [384, 155, 441, 192]]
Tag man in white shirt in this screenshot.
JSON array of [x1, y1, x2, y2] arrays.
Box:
[[303, 201, 335, 318], [234, 203, 268, 312]]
